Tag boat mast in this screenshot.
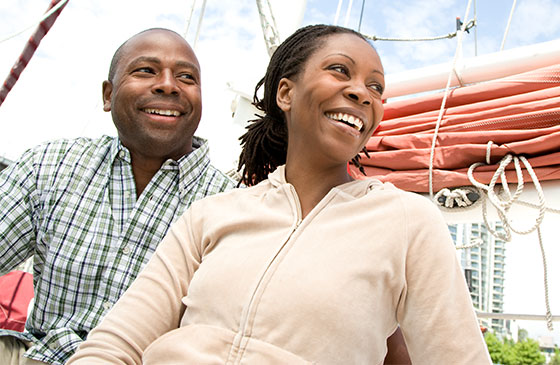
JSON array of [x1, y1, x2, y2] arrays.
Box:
[[255, 0, 281, 56]]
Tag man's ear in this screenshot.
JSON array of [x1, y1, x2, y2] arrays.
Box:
[[102, 80, 113, 112], [276, 77, 294, 112]]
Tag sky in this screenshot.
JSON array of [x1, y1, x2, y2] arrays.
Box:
[[1, 0, 560, 343]]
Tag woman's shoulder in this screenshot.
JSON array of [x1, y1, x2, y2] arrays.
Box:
[[363, 178, 443, 217], [190, 179, 272, 209]]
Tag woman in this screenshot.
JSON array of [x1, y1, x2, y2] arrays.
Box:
[[68, 24, 491, 364]]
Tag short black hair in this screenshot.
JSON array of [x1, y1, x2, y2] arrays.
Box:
[[237, 24, 373, 186], [107, 28, 183, 82]]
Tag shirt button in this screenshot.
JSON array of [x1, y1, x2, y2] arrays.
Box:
[[122, 246, 130, 254], [103, 301, 112, 311], [118, 150, 126, 159]]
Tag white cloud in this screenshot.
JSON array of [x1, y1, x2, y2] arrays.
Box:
[[0, 0, 272, 172], [507, 0, 560, 46]]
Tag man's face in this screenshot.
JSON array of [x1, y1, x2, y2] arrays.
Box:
[[102, 30, 202, 161]]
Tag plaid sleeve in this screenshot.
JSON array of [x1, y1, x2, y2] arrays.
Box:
[[0, 148, 39, 274]]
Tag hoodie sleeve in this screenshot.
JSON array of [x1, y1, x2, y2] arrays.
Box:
[[396, 192, 492, 365]]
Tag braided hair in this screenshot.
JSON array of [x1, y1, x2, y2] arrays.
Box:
[[237, 24, 372, 186]]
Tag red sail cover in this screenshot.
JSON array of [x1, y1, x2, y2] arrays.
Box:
[[352, 64, 560, 193], [0, 271, 34, 332]]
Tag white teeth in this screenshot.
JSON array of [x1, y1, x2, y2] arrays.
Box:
[[326, 112, 364, 131], [143, 108, 181, 117]]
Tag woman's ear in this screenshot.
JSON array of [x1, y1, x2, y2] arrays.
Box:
[[276, 78, 294, 112]]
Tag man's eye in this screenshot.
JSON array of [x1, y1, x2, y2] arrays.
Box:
[[135, 67, 154, 74], [178, 73, 194, 81]]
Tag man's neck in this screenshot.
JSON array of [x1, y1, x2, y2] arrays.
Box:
[[129, 153, 168, 197]]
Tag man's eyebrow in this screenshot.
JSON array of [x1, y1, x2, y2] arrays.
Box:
[[128, 56, 160, 67], [175, 60, 200, 72], [128, 57, 200, 72]]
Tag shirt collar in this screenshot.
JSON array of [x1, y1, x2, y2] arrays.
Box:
[[111, 138, 132, 164], [175, 136, 211, 194], [112, 136, 212, 199]]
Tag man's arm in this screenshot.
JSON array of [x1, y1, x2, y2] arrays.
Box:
[[0, 149, 38, 274]]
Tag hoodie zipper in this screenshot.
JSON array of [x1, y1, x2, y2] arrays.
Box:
[[228, 184, 302, 364]]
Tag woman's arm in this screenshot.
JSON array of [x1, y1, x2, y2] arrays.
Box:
[[68, 208, 202, 364], [396, 193, 491, 365]]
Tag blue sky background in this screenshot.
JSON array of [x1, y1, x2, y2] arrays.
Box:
[[1, 0, 560, 343]]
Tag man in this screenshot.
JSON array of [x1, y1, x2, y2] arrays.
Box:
[[0, 28, 235, 364]]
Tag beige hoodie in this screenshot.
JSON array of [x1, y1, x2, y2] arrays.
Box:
[[68, 165, 491, 364]]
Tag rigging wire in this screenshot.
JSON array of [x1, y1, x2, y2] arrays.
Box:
[[0, 0, 69, 44], [473, 0, 478, 56], [343, 0, 354, 27], [363, 19, 475, 42], [500, 0, 518, 51], [358, 0, 366, 32], [183, 0, 197, 39], [193, 0, 208, 49], [333, 0, 344, 25]]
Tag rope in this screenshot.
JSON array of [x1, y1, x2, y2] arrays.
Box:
[[467, 145, 553, 330], [363, 20, 475, 42], [537, 227, 554, 330], [434, 186, 480, 209], [0, 0, 69, 44], [456, 237, 484, 249], [428, 0, 474, 199], [500, 0, 518, 51], [0, 0, 69, 107]]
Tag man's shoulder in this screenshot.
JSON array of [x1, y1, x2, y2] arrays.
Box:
[[199, 163, 237, 192], [13, 136, 116, 182], [30, 135, 114, 156]]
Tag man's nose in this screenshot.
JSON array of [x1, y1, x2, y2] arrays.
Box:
[[152, 70, 179, 95]]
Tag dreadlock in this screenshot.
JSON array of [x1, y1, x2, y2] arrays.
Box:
[[237, 24, 372, 186]]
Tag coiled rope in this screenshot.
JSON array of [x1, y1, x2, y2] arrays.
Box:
[[425, 0, 554, 332], [466, 144, 553, 330]]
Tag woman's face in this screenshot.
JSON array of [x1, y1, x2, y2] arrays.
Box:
[[278, 33, 384, 169]]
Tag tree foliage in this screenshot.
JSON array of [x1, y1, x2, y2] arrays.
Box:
[[549, 347, 560, 365], [484, 331, 546, 365]]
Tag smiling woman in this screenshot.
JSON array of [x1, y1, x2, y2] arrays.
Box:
[[68, 24, 492, 365]]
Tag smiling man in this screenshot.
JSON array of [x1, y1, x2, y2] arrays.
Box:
[[0, 28, 235, 365]]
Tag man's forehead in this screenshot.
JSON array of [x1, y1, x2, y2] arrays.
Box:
[[119, 31, 198, 67]]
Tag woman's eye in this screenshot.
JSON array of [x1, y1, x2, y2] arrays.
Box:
[[329, 65, 348, 75], [369, 83, 384, 94]]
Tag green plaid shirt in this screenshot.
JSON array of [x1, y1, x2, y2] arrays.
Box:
[[0, 135, 235, 364]]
